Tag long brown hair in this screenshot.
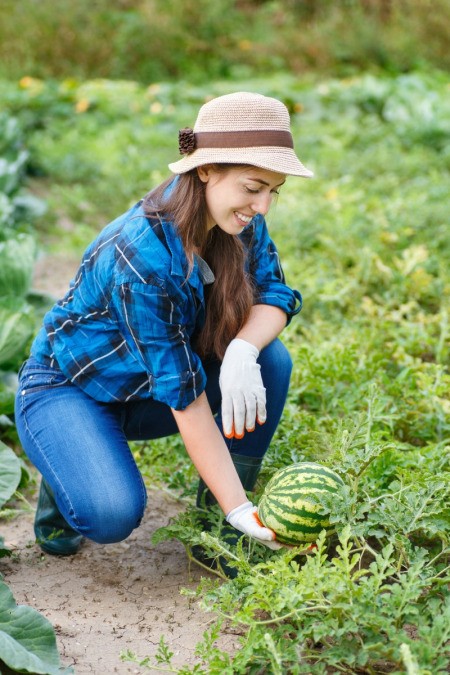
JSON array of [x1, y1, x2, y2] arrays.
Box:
[[144, 166, 255, 360]]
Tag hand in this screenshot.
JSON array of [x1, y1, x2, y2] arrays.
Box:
[[226, 501, 283, 550], [219, 338, 266, 439]]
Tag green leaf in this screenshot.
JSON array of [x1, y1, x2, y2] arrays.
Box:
[[0, 441, 21, 508], [0, 535, 12, 558], [0, 580, 73, 674], [0, 235, 36, 300], [0, 300, 35, 368]]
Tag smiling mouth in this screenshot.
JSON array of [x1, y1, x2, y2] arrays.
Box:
[[235, 211, 253, 225]]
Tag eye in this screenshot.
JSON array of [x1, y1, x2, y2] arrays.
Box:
[[244, 185, 282, 195]]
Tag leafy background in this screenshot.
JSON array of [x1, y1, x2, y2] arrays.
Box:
[[0, 1, 449, 673]]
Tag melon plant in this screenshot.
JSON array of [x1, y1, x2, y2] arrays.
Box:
[[258, 462, 344, 545]]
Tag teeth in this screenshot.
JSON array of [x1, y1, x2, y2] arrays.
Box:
[[235, 212, 252, 223]]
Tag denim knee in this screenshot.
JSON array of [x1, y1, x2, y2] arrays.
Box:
[[68, 489, 147, 544], [260, 338, 293, 388]]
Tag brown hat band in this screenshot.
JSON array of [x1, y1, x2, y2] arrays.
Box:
[[196, 129, 294, 149], [178, 128, 294, 154]]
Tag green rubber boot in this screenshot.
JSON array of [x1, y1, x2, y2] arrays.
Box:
[[34, 479, 83, 556], [192, 453, 263, 578]]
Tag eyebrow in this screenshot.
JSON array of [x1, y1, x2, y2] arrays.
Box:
[[248, 178, 286, 188]]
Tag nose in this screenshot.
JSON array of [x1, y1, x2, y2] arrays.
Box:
[[250, 192, 273, 216]]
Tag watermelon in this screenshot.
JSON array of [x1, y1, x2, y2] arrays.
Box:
[[258, 462, 344, 545]]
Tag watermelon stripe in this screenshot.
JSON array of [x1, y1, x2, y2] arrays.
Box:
[[268, 477, 339, 487], [267, 483, 339, 495], [265, 475, 343, 492], [273, 467, 340, 480], [263, 518, 328, 535], [266, 464, 344, 483], [261, 514, 336, 530], [274, 526, 336, 545], [259, 500, 327, 521], [268, 469, 342, 481], [259, 494, 326, 513], [257, 462, 342, 545]]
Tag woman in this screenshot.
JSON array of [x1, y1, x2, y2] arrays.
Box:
[[14, 92, 313, 563]]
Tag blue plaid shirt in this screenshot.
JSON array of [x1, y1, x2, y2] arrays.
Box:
[[31, 200, 302, 409]]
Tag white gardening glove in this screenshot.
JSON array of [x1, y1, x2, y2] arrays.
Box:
[[219, 338, 266, 439], [226, 501, 283, 550]]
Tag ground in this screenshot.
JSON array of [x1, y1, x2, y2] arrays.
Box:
[[2, 490, 236, 674], [1, 252, 236, 675]]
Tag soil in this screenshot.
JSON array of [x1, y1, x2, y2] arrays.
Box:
[[31, 252, 82, 300], [1, 253, 237, 674], [2, 491, 237, 675]]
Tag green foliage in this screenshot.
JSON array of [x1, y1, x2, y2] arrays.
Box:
[[1, 0, 450, 82], [0, 441, 21, 559], [121, 636, 174, 671], [0, 234, 37, 371], [0, 113, 46, 238], [0, 111, 48, 436], [0, 302, 34, 371], [0, 442, 21, 510], [193, 531, 449, 674], [0, 580, 74, 674], [132, 434, 197, 499], [0, 234, 36, 298], [0, 106, 58, 669]]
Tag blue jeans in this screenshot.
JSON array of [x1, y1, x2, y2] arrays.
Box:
[[14, 339, 292, 544]]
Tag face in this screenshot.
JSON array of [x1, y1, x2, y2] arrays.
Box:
[[197, 165, 286, 234]]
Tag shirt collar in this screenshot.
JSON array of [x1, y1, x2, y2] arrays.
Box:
[[194, 254, 215, 285], [159, 217, 215, 289]]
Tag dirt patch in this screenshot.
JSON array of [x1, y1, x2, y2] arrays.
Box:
[[1, 489, 236, 674], [32, 252, 80, 300]]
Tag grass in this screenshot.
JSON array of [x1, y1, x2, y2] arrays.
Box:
[[1, 0, 450, 82]]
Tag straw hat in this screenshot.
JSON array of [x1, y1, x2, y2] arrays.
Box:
[[168, 92, 313, 178]]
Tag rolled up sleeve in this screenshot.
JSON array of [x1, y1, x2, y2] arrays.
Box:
[[114, 280, 206, 410]]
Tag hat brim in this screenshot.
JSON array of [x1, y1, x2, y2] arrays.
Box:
[[168, 147, 313, 178]]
